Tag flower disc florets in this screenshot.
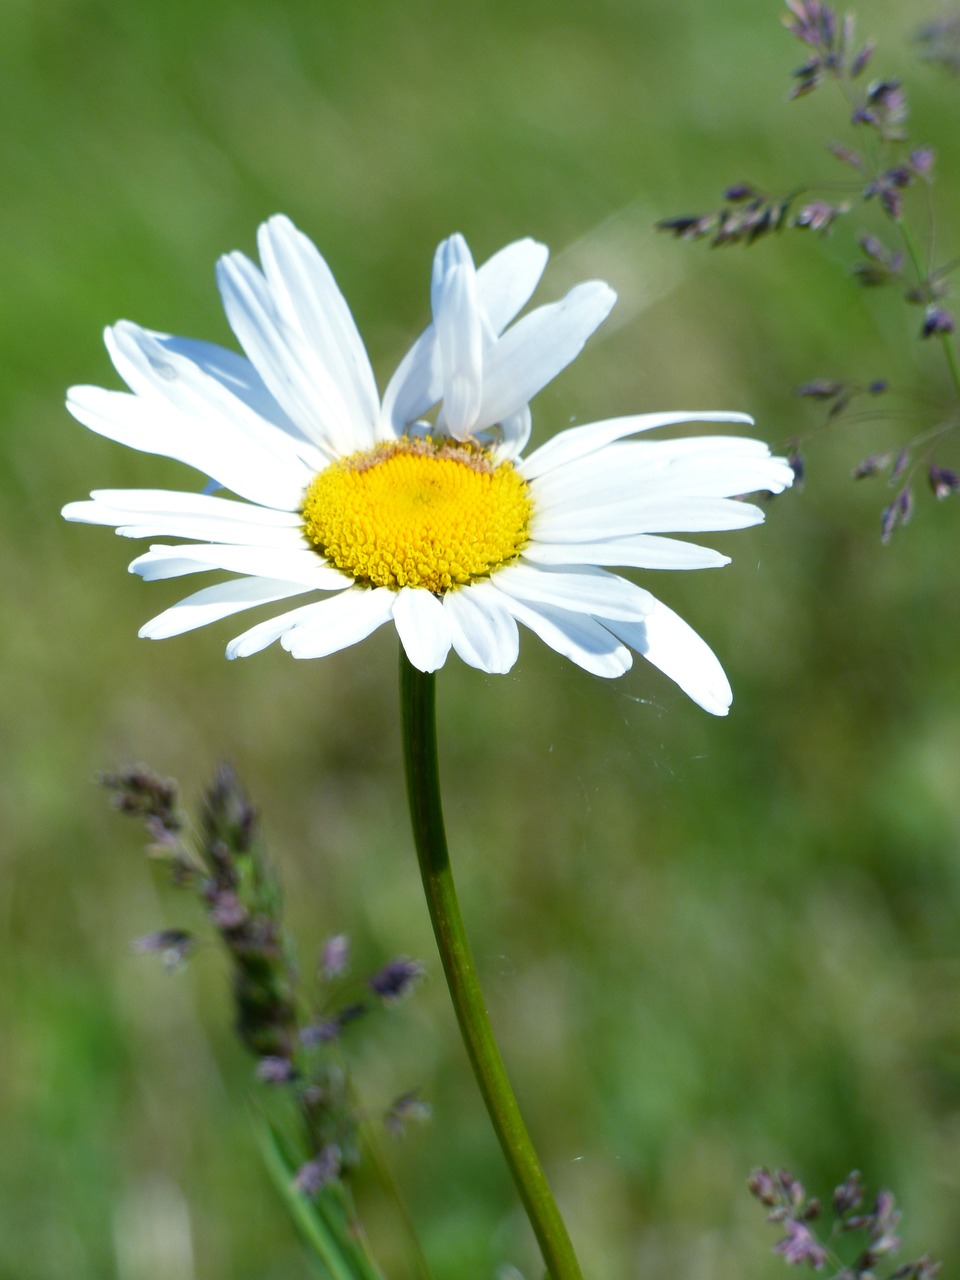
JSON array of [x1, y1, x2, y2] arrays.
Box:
[[301, 436, 533, 594]]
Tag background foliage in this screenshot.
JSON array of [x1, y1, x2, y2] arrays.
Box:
[[3, 0, 960, 1276]]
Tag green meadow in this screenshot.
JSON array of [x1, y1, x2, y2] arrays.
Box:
[[3, 0, 960, 1275]]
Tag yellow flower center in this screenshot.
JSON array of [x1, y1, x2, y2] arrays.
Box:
[[301, 437, 533, 593]]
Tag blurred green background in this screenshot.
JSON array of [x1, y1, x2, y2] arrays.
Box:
[[3, 0, 960, 1276]]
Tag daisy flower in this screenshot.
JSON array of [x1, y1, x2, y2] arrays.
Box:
[[63, 215, 793, 714]]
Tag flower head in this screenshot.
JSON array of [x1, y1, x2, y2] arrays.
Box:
[[63, 216, 793, 714]]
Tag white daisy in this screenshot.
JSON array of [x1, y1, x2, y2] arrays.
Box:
[[63, 215, 793, 715]]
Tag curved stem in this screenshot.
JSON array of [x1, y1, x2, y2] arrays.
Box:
[[398, 649, 583, 1280]]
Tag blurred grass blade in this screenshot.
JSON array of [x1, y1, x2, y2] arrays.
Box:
[[256, 1117, 387, 1280]]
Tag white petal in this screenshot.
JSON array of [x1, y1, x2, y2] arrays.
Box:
[[522, 535, 730, 571], [475, 238, 550, 334], [226, 597, 347, 658], [142, 329, 316, 453], [473, 282, 616, 431], [67, 381, 305, 512], [520, 412, 755, 480], [256, 216, 380, 436], [380, 236, 548, 440], [63, 489, 305, 546], [66, 381, 311, 511], [70, 512, 306, 546], [443, 582, 519, 673], [229, 596, 353, 655], [216, 249, 360, 455], [491, 591, 632, 678], [281, 587, 396, 659], [431, 234, 475, 317], [130, 543, 349, 588], [380, 326, 441, 437], [392, 588, 452, 672], [494, 405, 532, 461], [531, 496, 766, 541], [140, 578, 313, 639], [435, 263, 483, 440], [491, 562, 654, 621], [106, 322, 318, 472], [643, 455, 794, 500], [71, 487, 301, 521], [532, 437, 793, 509], [605, 602, 733, 716]]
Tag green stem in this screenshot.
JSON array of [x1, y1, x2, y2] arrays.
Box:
[[256, 1115, 386, 1280], [830, 69, 960, 408], [897, 218, 960, 402], [398, 649, 583, 1280], [353, 1094, 436, 1280]]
